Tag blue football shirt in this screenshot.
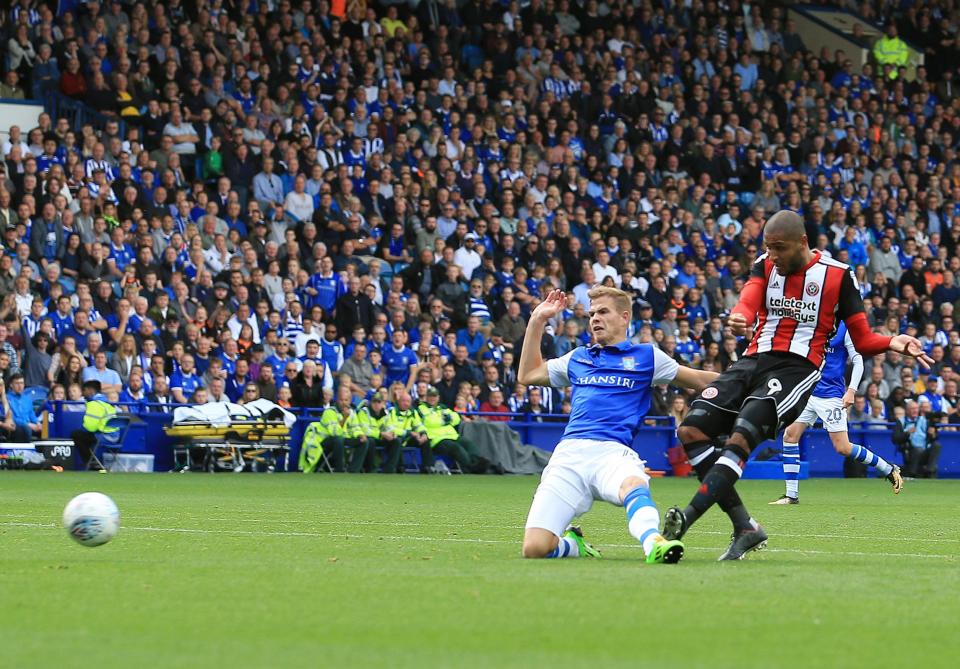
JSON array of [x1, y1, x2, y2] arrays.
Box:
[[546, 342, 679, 447], [811, 323, 863, 400]]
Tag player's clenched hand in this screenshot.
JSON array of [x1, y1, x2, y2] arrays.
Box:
[[531, 289, 566, 322], [727, 312, 751, 337], [889, 335, 935, 369], [842, 388, 855, 409]]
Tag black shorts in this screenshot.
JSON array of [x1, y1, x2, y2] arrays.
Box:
[[691, 353, 821, 440]]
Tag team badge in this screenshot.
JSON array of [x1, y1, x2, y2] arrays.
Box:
[[702, 387, 719, 399], [623, 357, 635, 370], [806, 282, 820, 296]]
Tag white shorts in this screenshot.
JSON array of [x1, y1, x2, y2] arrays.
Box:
[[524, 439, 650, 537], [795, 395, 847, 433]]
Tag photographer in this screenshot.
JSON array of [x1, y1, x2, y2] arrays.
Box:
[[892, 400, 942, 479]]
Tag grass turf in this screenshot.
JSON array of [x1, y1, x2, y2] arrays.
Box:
[[1, 473, 957, 669]]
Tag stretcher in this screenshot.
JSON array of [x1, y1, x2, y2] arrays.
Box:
[[164, 420, 292, 473], [165, 421, 290, 441], [165, 400, 298, 472]]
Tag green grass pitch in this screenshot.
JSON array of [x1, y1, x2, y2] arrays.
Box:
[[1, 473, 958, 669]]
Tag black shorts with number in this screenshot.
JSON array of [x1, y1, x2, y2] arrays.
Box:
[[690, 353, 822, 441]]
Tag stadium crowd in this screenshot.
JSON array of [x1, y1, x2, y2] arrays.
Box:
[[0, 0, 956, 475]]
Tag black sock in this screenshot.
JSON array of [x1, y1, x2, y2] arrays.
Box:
[[687, 441, 751, 529], [683, 447, 747, 526]]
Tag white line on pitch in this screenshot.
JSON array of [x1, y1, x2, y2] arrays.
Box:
[[2, 522, 952, 560], [104, 515, 960, 545]]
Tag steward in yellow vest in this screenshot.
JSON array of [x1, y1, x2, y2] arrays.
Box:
[[300, 387, 370, 473], [369, 391, 428, 473], [72, 380, 118, 470], [415, 387, 489, 474], [873, 23, 909, 78]]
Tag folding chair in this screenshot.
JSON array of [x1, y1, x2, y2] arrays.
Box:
[[314, 447, 335, 473], [86, 415, 136, 472], [437, 455, 463, 474]]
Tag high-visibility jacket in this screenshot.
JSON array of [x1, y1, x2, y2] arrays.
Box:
[[355, 405, 388, 439], [82, 398, 118, 433], [416, 403, 462, 447], [873, 36, 909, 72], [312, 406, 344, 439], [380, 407, 427, 441], [299, 422, 326, 473]]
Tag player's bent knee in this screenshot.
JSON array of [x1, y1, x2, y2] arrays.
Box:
[[783, 423, 804, 443], [521, 529, 559, 559], [728, 425, 759, 452], [677, 424, 707, 445], [731, 401, 778, 451], [618, 476, 648, 500]]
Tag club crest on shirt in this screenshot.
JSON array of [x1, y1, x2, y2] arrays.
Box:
[[806, 282, 820, 296], [623, 357, 635, 370]]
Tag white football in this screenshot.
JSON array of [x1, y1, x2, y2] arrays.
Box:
[[62, 493, 120, 547]]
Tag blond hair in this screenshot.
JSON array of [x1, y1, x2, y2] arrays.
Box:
[[587, 286, 632, 315]]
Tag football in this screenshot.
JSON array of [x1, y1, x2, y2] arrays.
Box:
[[62, 493, 120, 547]]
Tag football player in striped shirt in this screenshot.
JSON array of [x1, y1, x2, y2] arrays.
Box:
[[664, 211, 931, 560]]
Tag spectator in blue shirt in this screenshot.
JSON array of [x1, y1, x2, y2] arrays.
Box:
[[107, 226, 135, 273], [381, 330, 418, 388], [6, 373, 40, 441], [733, 53, 759, 90], [81, 351, 122, 396], [118, 371, 149, 411], [225, 358, 251, 403], [170, 354, 204, 404], [456, 315, 486, 357], [839, 227, 868, 268]]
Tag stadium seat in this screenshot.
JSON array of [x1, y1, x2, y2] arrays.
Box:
[[401, 447, 421, 473], [461, 45, 483, 71], [24, 386, 49, 415]]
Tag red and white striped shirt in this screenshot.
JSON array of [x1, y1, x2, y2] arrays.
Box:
[[733, 252, 891, 368]]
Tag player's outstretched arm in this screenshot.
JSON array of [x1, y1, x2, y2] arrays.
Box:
[[671, 365, 719, 392], [845, 312, 934, 368], [518, 289, 565, 387]]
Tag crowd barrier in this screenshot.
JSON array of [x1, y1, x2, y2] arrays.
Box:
[[45, 402, 960, 477]]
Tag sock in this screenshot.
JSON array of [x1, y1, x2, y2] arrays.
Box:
[[850, 443, 893, 476], [782, 441, 800, 498], [623, 486, 662, 556], [686, 440, 752, 530], [545, 536, 580, 558], [684, 447, 746, 526]]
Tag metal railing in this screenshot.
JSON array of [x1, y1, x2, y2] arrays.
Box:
[[43, 92, 126, 138]]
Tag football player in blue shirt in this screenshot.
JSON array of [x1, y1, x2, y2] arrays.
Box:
[[518, 287, 717, 563], [771, 323, 903, 504]]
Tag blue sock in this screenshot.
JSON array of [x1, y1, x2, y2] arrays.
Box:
[[545, 536, 580, 558], [850, 444, 893, 476], [782, 442, 800, 498], [624, 486, 662, 555]]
